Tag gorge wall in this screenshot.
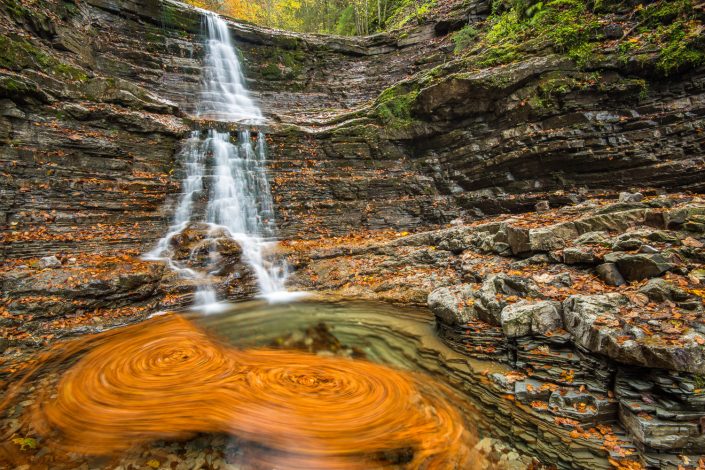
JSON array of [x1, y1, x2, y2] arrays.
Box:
[[2, 0, 704, 257], [1, 1, 705, 468]]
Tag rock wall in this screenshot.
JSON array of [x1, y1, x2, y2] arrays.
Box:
[[3, 0, 704, 249]]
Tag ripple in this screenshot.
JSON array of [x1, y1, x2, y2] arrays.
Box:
[[4, 315, 478, 469]]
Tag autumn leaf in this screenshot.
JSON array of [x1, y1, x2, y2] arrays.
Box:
[[11, 437, 37, 451]]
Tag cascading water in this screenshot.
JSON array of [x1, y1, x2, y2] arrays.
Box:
[[146, 12, 296, 310]]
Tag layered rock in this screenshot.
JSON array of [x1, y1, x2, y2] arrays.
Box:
[[288, 195, 705, 467]]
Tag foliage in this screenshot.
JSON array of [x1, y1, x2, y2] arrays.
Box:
[[12, 437, 38, 451], [458, 0, 704, 73], [385, 0, 436, 30], [638, 1, 705, 75], [184, 0, 437, 35], [375, 82, 419, 128], [452, 25, 479, 53]]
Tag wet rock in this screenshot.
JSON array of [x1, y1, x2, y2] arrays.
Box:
[[638, 278, 689, 302], [595, 263, 626, 286], [500, 300, 562, 337], [535, 200, 550, 213], [428, 284, 476, 326], [604, 252, 674, 281], [619, 192, 644, 203], [38, 255, 61, 269]]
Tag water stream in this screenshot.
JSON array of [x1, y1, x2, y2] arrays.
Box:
[[146, 13, 296, 310], [1, 300, 514, 469]]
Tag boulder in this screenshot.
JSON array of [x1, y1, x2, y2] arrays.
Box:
[[428, 284, 476, 326], [619, 192, 644, 203], [473, 274, 543, 325], [528, 223, 579, 252], [574, 231, 610, 245], [563, 247, 597, 265], [535, 200, 550, 213], [638, 278, 689, 302], [595, 263, 626, 286], [38, 255, 61, 269], [612, 237, 643, 252], [604, 253, 674, 281], [563, 294, 705, 374], [507, 225, 531, 254], [500, 300, 563, 337]]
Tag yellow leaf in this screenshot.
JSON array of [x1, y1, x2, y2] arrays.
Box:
[[11, 437, 37, 451]]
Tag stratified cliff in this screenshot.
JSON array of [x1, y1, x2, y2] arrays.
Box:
[[2, 0, 703, 254], [0, 1, 704, 467]]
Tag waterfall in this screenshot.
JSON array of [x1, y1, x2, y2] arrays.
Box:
[[146, 12, 297, 310]]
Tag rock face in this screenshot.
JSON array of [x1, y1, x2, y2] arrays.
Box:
[[500, 300, 562, 338], [428, 284, 475, 326], [1, 0, 705, 467]]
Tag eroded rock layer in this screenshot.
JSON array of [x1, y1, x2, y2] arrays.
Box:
[[1, 0, 704, 467], [289, 195, 705, 468]]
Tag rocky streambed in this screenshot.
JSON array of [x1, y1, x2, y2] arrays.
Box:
[[1, 300, 542, 470], [288, 193, 705, 468]]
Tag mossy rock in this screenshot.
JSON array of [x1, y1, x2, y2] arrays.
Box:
[[374, 82, 421, 129], [0, 75, 50, 102], [159, 2, 201, 33], [0, 35, 88, 82]]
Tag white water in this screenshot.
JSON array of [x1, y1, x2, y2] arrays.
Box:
[[146, 13, 301, 311], [199, 14, 263, 123]]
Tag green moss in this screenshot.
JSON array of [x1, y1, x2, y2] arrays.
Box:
[[461, 1, 601, 68], [258, 46, 305, 80], [475, 44, 521, 67], [4, 0, 31, 21], [160, 3, 201, 33], [653, 20, 705, 75], [54, 63, 89, 82], [261, 63, 284, 80], [0, 77, 29, 94], [374, 82, 420, 128], [0, 35, 87, 82], [612, 0, 704, 75], [452, 25, 479, 53], [385, 0, 437, 30], [694, 375, 705, 389], [640, 0, 692, 27]]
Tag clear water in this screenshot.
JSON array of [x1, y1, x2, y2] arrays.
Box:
[[146, 13, 296, 310], [1, 301, 513, 469]]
